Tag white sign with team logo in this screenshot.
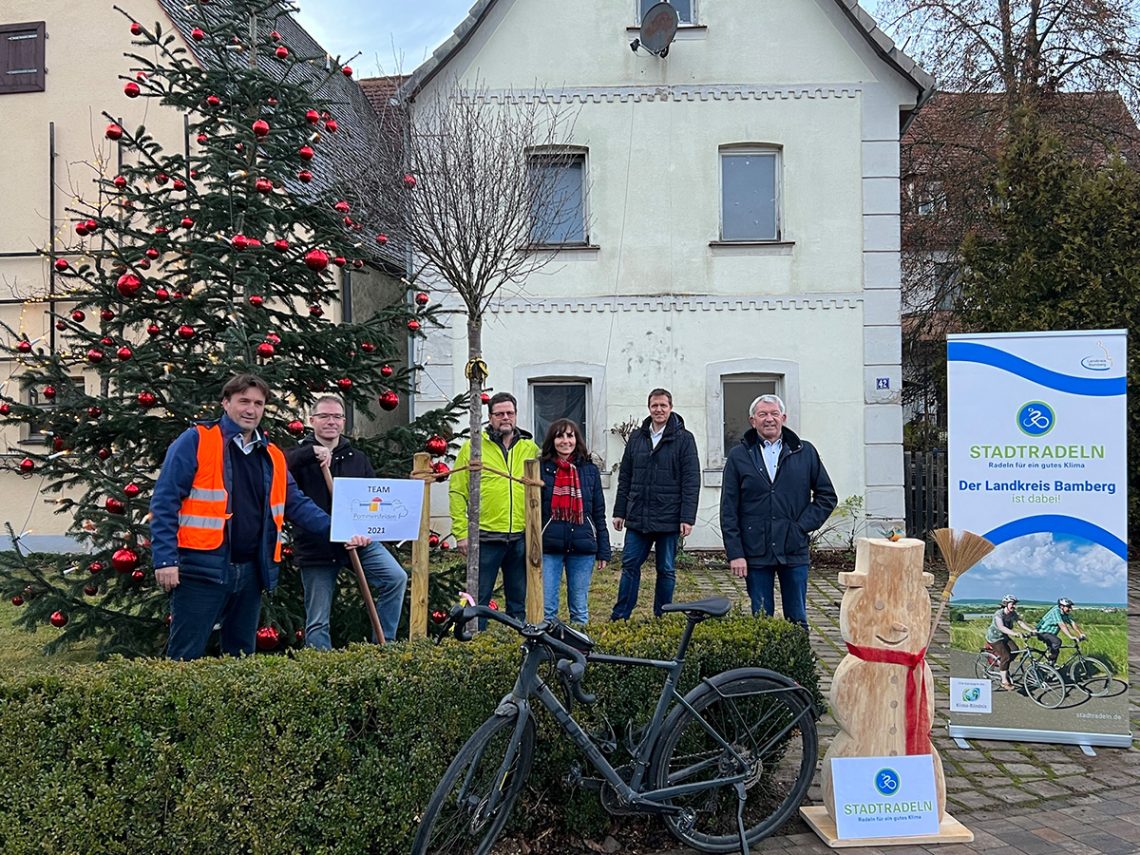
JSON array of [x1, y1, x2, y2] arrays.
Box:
[[329, 477, 424, 542], [949, 678, 992, 714], [831, 754, 940, 839]]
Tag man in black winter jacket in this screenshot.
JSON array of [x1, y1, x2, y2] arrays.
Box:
[[610, 388, 700, 619], [285, 395, 407, 648], [720, 394, 836, 629]]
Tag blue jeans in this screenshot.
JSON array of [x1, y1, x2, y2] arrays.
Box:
[[477, 537, 527, 629], [543, 552, 596, 624], [610, 529, 678, 620], [745, 563, 810, 630], [301, 543, 408, 649], [167, 561, 261, 660]]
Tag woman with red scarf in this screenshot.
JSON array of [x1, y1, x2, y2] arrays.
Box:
[[540, 418, 611, 624]]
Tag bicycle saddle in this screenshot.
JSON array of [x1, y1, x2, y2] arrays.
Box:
[[660, 597, 731, 618]]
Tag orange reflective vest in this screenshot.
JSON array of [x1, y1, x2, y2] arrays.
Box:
[[177, 425, 288, 561]]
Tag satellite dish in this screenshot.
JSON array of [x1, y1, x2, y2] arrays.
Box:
[[633, 2, 679, 58]]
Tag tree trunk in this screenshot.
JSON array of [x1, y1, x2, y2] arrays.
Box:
[[465, 315, 483, 612]]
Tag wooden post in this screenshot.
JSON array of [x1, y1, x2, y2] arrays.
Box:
[[523, 458, 543, 624], [409, 452, 433, 641]]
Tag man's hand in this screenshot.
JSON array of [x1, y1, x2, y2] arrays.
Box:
[[313, 445, 331, 469], [457, 537, 468, 555], [729, 558, 747, 578], [679, 523, 692, 537], [612, 517, 624, 531], [344, 534, 371, 550], [156, 566, 180, 592], [596, 559, 608, 571]]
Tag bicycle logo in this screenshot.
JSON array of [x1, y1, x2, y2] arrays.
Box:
[[875, 768, 900, 797], [1017, 401, 1055, 437]]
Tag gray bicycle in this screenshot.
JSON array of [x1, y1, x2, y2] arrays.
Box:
[[412, 597, 818, 855]]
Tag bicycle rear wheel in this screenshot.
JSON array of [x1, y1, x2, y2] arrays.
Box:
[[974, 651, 999, 681], [650, 670, 818, 853], [1022, 660, 1066, 708], [1070, 656, 1113, 697], [411, 711, 536, 855]]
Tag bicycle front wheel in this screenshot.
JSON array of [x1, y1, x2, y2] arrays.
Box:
[[411, 711, 536, 855], [1023, 661, 1066, 708], [1070, 656, 1113, 697], [650, 670, 818, 853]]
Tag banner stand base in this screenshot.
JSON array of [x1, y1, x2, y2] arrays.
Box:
[[799, 806, 974, 848]]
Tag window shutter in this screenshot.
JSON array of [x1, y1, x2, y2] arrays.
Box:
[[0, 22, 46, 94]]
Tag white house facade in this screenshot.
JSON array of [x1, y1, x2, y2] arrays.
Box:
[[403, 0, 934, 547]]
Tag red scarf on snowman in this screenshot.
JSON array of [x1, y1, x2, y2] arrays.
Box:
[[844, 643, 932, 756]]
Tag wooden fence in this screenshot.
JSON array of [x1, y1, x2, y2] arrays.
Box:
[[904, 449, 948, 538]]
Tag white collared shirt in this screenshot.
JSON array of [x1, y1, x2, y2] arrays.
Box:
[[761, 437, 782, 481], [650, 424, 666, 448]]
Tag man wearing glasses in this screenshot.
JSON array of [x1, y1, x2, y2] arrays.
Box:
[[285, 395, 408, 648], [450, 391, 540, 623]]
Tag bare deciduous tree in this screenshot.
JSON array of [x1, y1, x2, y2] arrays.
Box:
[[370, 78, 582, 600]]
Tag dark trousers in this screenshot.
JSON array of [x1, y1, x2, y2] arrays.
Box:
[[167, 561, 261, 660], [477, 537, 527, 628], [1037, 631, 1062, 662], [745, 563, 810, 630]]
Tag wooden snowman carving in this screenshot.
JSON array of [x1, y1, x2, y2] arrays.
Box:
[[821, 536, 945, 822]]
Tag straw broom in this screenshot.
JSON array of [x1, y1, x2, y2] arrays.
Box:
[[927, 528, 995, 648]]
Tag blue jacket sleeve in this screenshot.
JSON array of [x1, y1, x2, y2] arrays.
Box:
[[149, 428, 201, 569], [797, 444, 838, 532], [588, 464, 611, 562], [719, 452, 744, 562], [612, 441, 634, 519], [679, 431, 701, 526], [284, 469, 331, 535]]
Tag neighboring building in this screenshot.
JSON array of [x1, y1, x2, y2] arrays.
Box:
[[399, 0, 934, 547], [0, 0, 402, 550]]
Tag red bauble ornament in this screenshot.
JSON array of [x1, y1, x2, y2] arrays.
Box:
[[154, 226, 168, 234], [332, 256, 346, 268], [308, 304, 323, 317], [173, 178, 186, 191], [432, 462, 451, 480], [180, 216, 194, 229], [269, 30, 280, 41], [105, 497, 125, 515], [51, 436, 65, 452], [252, 119, 270, 137], [481, 392, 491, 404], [352, 258, 364, 269], [298, 145, 315, 161], [196, 132, 208, 144], [431, 609, 446, 624], [42, 385, 57, 399], [146, 247, 160, 260], [101, 308, 116, 321], [440, 540, 452, 551], [83, 585, 99, 597], [206, 94, 221, 107], [274, 45, 288, 59], [333, 200, 350, 214], [428, 533, 441, 548], [88, 561, 105, 573], [124, 81, 141, 98], [137, 391, 157, 408], [54, 320, 67, 331], [155, 172, 169, 185], [50, 611, 68, 628], [231, 234, 250, 251], [54, 258, 69, 272], [336, 377, 353, 391], [249, 294, 265, 307], [342, 65, 353, 77], [324, 119, 338, 133], [124, 483, 141, 498], [87, 406, 103, 419], [256, 342, 275, 358], [286, 419, 305, 437], [85, 218, 98, 232], [375, 232, 388, 246], [146, 323, 161, 337], [254, 177, 273, 194], [425, 435, 448, 456], [273, 238, 290, 252], [131, 570, 145, 582], [113, 174, 127, 189], [75, 222, 89, 236], [177, 324, 195, 340], [16, 339, 32, 353], [116, 273, 142, 297], [154, 288, 170, 302], [380, 364, 393, 378], [403, 173, 417, 189], [303, 249, 328, 271], [18, 457, 34, 474], [407, 319, 421, 332], [130, 22, 142, 35], [360, 341, 375, 353], [266, 332, 281, 345], [378, 391, 399, 411], [305, 109, 320, 124], [137, 258, 151, 270], [96, 449, 111, 461], [282, 545, 294, 559], [111, 548, 139, 573], [66, 309, 81, 322], [10, 594, 25, 606], [85, 348, 104, 364], [256, 626, 281, 651], [0, 402, 10, 415], [415, 292, 430, 306], [116, 346, 133, 361], [488, 599, 499, 611], [191, 26, 205, 40], [105, 123, 124, 140]]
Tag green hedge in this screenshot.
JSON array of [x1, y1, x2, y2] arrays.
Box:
[[0, 615, 819, 854]]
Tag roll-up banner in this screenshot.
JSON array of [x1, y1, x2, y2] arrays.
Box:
[[945, 330, 1130, 748]]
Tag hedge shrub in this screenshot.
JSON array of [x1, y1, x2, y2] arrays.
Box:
[[0, 614, 819, 854]]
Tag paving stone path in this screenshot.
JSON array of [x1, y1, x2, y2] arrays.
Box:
[[661, 557, 1140, 855]]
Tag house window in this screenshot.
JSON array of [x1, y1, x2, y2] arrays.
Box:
[[528, 148, 587, 245], [531, 381, 589, 445], [720, 147, 781, 241], [722, 375, 780, 455], [23, 376, 84, 444], [639, 0, 695, 25], [0, 22, 46, 94]]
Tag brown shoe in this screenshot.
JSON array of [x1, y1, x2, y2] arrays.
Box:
[[1000, 682, 1016, 691]]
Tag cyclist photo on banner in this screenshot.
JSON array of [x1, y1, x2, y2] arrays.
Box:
[[1034, 597, 1084, 664], [985, 594, 1036, 691]]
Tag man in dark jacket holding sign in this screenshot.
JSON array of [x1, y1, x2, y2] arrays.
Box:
[[720, 394, 837, 630], [285, 395, 407, 648], [610, 388, 700, 620]]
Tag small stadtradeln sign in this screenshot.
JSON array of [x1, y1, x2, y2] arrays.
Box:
[[329, 477, 424, 542], [831, 755, 940, 840]]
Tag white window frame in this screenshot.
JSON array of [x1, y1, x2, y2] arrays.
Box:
[[515, 362, 607, 470], [526, 146, 589, 246], [638, 0, 696, 25], [704, 358, 800, 485], [718, 145, 783, 242]]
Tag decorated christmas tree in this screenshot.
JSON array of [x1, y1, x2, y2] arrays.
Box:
[[0, 0, 463, 656]]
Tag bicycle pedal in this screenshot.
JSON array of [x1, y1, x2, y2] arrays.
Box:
[[564, 763, 583, 789]]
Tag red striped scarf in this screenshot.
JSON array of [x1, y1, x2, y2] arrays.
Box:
[[550, 458, 584, 524]]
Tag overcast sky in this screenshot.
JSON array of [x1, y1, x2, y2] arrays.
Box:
[[294, 0, 884, 79]]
